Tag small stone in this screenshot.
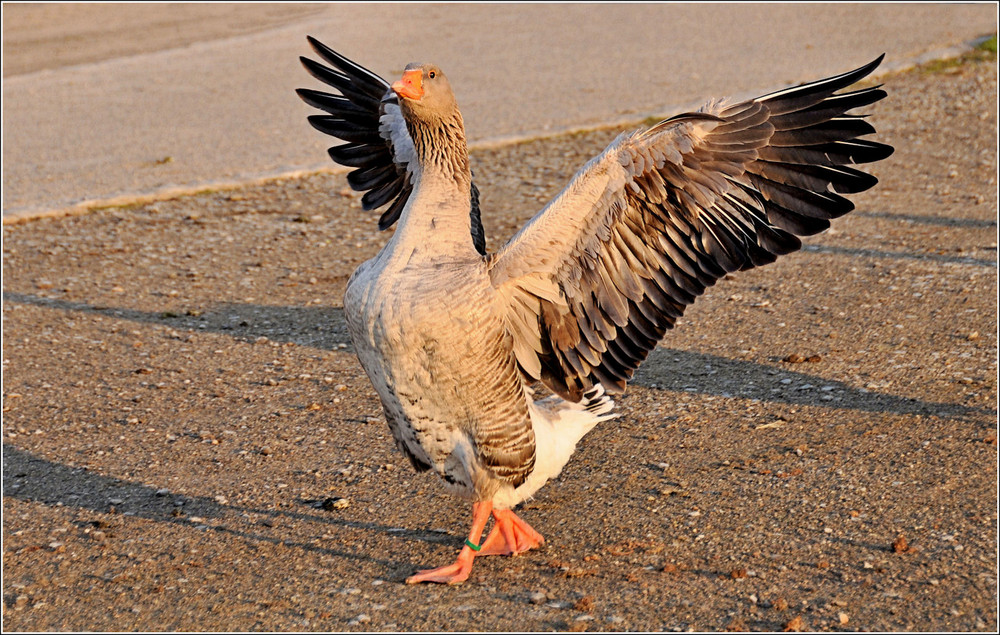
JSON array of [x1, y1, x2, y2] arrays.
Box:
[[91, 530, 106, 542], [322, 497, 350, 511], [967, 331, 980, 341], [892, 534, 909, 553], [573, 595, 594, 612], [773, 597, 789, 612], [108, 498, 124, 505], [48, 541, 65, 553], [838, 612, 849, 625], [155, 488, 170, 497], [782, 616, 805, 632], [730, 567, 747, 579], [529, 591, 547, 605], [783, 353, 806, 363], [348, 613, 370, 625]]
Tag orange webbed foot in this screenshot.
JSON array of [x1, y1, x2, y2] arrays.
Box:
[[405, 547, 475, 584], [477, 508, 545, 556], [405, 503, 546, 583], [406, 501, 492, 585]]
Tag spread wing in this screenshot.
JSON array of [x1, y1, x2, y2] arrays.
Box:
[[297, 36, 486, 253], [488, 56, 893, 402]]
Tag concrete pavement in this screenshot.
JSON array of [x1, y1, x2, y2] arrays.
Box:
[[2, 3, 996, 220]]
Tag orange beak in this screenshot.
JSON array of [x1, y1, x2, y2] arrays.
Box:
[[391, 69, 424, 100]]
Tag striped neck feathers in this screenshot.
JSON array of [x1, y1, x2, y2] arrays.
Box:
[[404, 106, 472, 190]]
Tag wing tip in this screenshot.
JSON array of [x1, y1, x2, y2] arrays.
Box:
[[305, 34, 335, 61]]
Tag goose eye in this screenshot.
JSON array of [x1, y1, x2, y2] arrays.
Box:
[[428, 70, 436, 79]]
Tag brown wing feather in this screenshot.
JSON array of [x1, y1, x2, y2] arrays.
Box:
[[490, 56, 893, 402]]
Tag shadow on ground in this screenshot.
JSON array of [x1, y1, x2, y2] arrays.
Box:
[[4, 291, 990, 422], [2, 443, 456, 572]]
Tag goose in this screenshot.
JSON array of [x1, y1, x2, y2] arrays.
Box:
[[297, 36, 893, 584]]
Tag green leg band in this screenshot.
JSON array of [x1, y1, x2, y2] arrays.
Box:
[[464, 538, 482, 552]]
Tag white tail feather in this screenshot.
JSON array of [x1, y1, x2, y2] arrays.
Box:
[[493, 384, 618, 509]]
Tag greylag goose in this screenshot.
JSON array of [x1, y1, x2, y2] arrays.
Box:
[[297, 36, 893, 584]]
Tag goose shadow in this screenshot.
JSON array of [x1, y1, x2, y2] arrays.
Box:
[[2, 443, 459, 566], [3, 291, 990, 421], [853, 210, 998, 230], [1, 291, 350, 351], [801, 243, 996, 268], [632, 347, 990, 420]]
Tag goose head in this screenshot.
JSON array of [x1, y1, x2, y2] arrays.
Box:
[[391, 63, 459, 122]]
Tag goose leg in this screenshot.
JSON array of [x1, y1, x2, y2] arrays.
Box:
[[477, 508, 545, 556], [405, 501, 493, 584]]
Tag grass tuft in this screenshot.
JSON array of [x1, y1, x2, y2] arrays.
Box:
[[921, 34, 997, 74], [974, 34, 997, 54]]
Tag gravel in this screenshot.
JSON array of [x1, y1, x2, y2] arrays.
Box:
[[2, 54, 997, 631]]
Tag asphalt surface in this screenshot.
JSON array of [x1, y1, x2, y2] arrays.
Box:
[[2, 3, 997, 220], [2, 45, 997, 631]]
